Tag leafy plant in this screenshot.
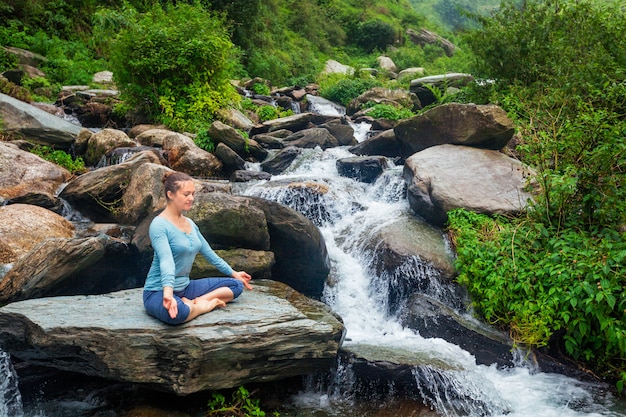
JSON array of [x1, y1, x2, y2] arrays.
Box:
[[318, 74, 383, 106], [365, 103, 415, 120], [31, 145, 86, 173], [205, 386, 273, 417], [251, 82, 271, 96], [108, 2, 240, 130], [194, 128, 216, 153]]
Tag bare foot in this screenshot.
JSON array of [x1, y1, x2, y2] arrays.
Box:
[[196, 298, 226, 313]]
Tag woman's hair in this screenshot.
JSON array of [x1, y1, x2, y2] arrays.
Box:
[[162, 171, 193, 200]]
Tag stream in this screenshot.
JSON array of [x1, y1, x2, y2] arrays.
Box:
[[1, 99, 625, 417]]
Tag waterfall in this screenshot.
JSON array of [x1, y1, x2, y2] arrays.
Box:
[[0, 349, 23, 417], [238, 111, 625, 417]]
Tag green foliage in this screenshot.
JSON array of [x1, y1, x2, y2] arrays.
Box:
[[257, 105, 280, 122], [448, 209, 626, 391], [251, 82, 271, 96], [0, 47, 17, 72], [0, 76, 32, 102], [452, 0, 626, 392], [350, 19, 396, 53], [194, 128, 216, 153], [365, 103, 415, 120], [108, 2, 240, 130], [463, 0, 626, 90], [205, 386, 272, 417], [30, 145, 86, 173], [318, 74, 383, 106]]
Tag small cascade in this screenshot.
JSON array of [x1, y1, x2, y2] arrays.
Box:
[[412, 366, 510, 417], [0, 349, 23, 417]]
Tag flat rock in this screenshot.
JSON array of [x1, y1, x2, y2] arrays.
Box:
[[0, 280, 345, 395]]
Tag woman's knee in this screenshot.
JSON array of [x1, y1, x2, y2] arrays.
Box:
[[230, 279, 244, 299], [143, 291, 189, 325]]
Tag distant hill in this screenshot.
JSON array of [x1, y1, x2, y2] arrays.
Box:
[[407, 0, 518, 32]]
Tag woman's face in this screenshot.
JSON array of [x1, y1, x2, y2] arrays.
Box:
[[167, 180, 195, 212]]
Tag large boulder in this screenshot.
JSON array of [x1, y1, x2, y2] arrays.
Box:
[[250, 198, 331, 298], [0, 204, 74, 264], [361, 214, 458, 313], [0, 235, 112, 304], [185, 192, 271, 251], [0, 93, 83, 148], [59, 151, 164, 223], [0, 142, 72, 200], [208, 120, 268, 161], [84, 128, 137, 167], [408, 74, 474, 108], [403, 144, 535, 226], [0, 280, 345, 395], [348, 129, 403, 160], [162, 132, 224, 178], [401, 294, 515, 368], [347, 88, 418, 116], [394, 103, 515, 158]]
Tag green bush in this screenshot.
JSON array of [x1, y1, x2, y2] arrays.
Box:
[[31, 145, 86, 173], [350, 19, 396, 53], [108, 2, 240, 131], [463, 0, 626, 90], [447, 208, 626, 392], [365, 103, 415, 120], [452, 0, 626, 393], [318, 74, 383, 106]]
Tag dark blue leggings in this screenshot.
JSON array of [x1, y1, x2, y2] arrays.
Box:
[[143, 277, 243, 325]]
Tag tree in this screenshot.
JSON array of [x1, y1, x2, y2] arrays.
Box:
[[108, 2, 239, 130]]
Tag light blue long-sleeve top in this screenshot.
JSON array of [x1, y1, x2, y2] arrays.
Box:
[[143, 216, 234, 292]]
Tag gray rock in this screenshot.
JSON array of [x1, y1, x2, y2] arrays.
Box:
[[209, 120, 268, 161], [336, 156, 388, 183], [163, 132, 224, 178], [214, 142, 246, 174], [394, 103, 514, 158], [283, 127, 339, 150], [0, 93, 83, 148], [408, 73, 474, 107], [347, 87, 418, 116], [261, 146, 301, 174], [403, 144, 535, 226], [229, 170, 272, 182], [0, 280, 345, 395], [348, 129, 402, 160]]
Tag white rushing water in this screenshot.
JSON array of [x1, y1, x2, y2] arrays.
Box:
[[236, 99, 626, 417]]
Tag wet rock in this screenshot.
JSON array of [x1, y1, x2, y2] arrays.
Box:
[[336, 156, 388, 183], [0, 92, 83, 148], [229, 170, 272, 183], [348, 129, 403, 160], [261, 146, 301, 174], [403, 144, 535, 226], [0, 280, 345, 395]]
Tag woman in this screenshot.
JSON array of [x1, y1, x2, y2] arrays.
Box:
[[143, 171, 252, 324]]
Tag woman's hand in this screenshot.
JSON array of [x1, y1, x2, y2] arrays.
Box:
[[232, 270, 253, 290], [163, 286, 178, 319]]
